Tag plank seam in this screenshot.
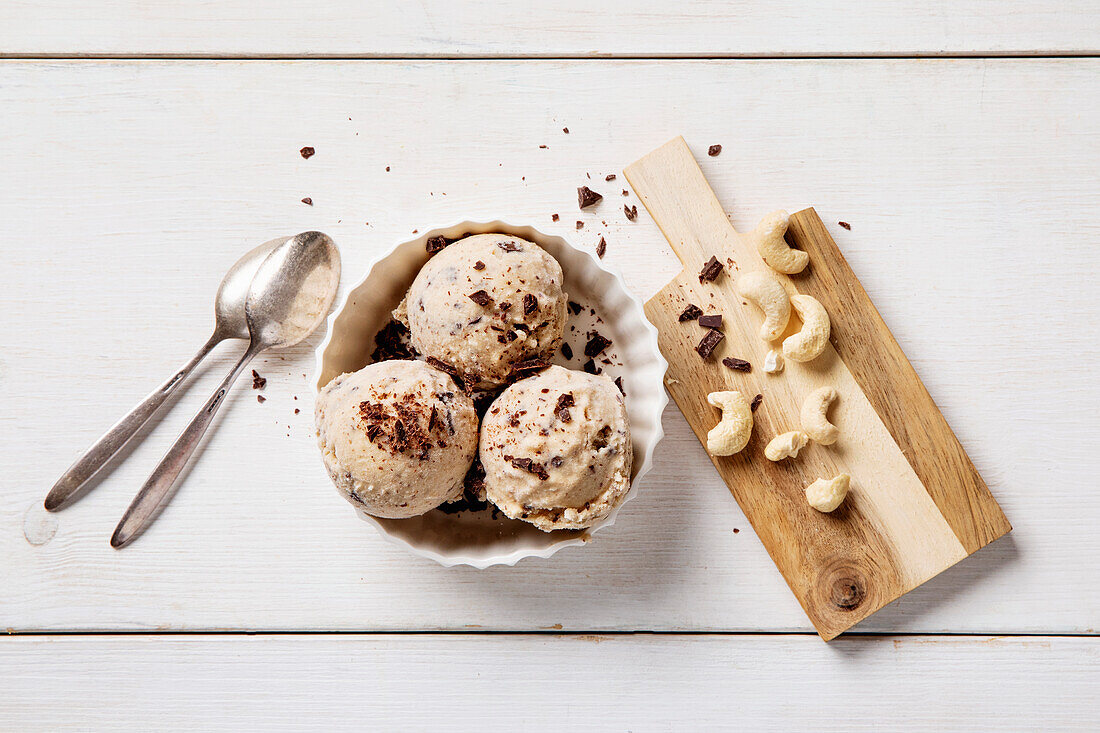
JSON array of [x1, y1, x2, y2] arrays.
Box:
[[0, 53, 1098, 61]]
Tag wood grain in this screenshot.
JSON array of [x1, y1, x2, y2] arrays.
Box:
[[1, 60, 1097, 635], [2, 634, 1098, 732], [2, 1, 1097, 57], [627, 137, 1009, 639]]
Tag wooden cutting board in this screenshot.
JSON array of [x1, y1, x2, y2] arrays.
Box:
[[624, 137, 1011, 640]]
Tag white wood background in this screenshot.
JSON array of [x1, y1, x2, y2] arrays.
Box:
[[3, 2, 1099, 730]]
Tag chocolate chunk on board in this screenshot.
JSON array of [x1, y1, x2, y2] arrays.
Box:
[[578, 186, 603, 209], [838, 221, 851, 230], [596, 237, 607, 259], [300, 197, 313, 206], [698, 256, 724, 283], [251, 370, 266, 389], [299, 146, 315, 159], [624, 204, 637, 221], [722, 357, 752, 372], [708, 144, 722, 157], [698, 314, 723, 329], [695, 329, 724, 359], [584, 333, 612, 358], [679, 303, 703, 322]]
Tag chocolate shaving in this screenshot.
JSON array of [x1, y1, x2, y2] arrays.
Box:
[[365, 424, 382, 442], [695, 329, 724, 359], [425, 356, 465, 390], [624, 204, 637, 221], [560, 342, 573, 360], [473, 260, 486, 270], [750, 394, 763, 412], [578, 186, 603, 209], [596, 237, 607, 258], [584, 333, 612, 358], [698, 314, 723, 329], [838, 221, 851, 230], [722, 357, 752, 372], [299, 146, 315, 159], [523, 293, 538, 315], [425, 235, 449, 254], [509, 359, 550, 380], [498, 240, 521, 252], [251, 370, 266, 389], [614, 376, 625, 395], [698, 256, 724, 283], [679, 304, 703, 322], [708, 144, 722, 157], [469, 290, 493, 307]]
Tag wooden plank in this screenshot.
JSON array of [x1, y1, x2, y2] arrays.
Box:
[[1, 1, 1098, 57], [1, 60, 1098, 634], [627, 137, 1008, 639], [786, 210, 1012, 552], [1, 634, 1097, 731]]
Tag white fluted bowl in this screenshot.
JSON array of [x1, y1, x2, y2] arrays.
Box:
[[314, 221, 667, 567]]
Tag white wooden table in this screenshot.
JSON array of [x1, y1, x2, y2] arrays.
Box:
[[3, 3, 1098, 730]]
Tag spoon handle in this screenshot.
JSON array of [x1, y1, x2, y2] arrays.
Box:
[[110, 340, 264, 549], [44, 334, 223, 512]]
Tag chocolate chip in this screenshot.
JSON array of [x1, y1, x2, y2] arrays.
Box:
[[498, 240, 520, 252], [499, 301, 512, 312], [708, 144, 722, 156], [722, 357, 752, 372], [299, 146, 315, 159], [300, 197, 313, 206], [695, 329, 724, 359], [365, 424, 382, 442], [750, 394, 763, 412], [698, 314, 723, 329], [679, 304, 703, 322], [567, 301, 583, 316], [584, 333, 612, 358], [469, 290, 493, 307], [839, 221, 851, 230], [523, 293, 538, 315], [425, 236, 449, 254], [550, 456, 563, 467], [578, 186, 602, 210], [557, 392, 575, 410], [614, 376, 625, 395], [505, 455, 550, 481], [624, 204, 637, 221], [251, 370, 266, 390], [560, 343, 573, 360], [699, 256, 724, 283], [596, 237, 606, 259], [551, 213, 560, 222], [605, 174, 616, 181], [473, 260, 486, 270], [582, 359, 601, 375]]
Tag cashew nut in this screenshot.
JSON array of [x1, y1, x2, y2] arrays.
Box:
[[782, 294, 831, 362], [763, 349, 784, 374], [801, 386, 839, 445], [751, 210, 808, 274], [764, 430, 809, 461], [705, 391, 753, 456], [805, 474, 850, 513], [737, 271, 791, 341]]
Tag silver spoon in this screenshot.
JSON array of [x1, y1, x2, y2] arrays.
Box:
[[44, 236, 290, 512], [110, 231, 341, 549]]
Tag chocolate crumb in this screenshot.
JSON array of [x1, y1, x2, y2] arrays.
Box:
[[567, 300, 583, 315], [300, 197, 313, 206], [582, 358, 601, 375], [699, 256, 724, 283], [385, 166, 390, 172], [256, 395, 266, 403], [576, 220, 584, 230], [614, 376, 625, 395], [562, 127, 569, 134], [750, 394, 763, 412], [622, 190, 629, 196], [679, 303, 703, 322], [584, 333, 612, 358], [596, 237, 607, 259], [838, 221, 851, 230], [539, 145, 548, 149], [708, 144, 722, 157], [698, 314, 723, 329], [294, 408, 300, 414], [497, 240, 520, 252], [251, 370, 266, 389], [299, 146, 315, 159], [469, 290, 493, 307], [605, 174, 616, 181], [551, 214, 560, 222], [695, 329, 724, 359], [624, 204, 638, 221], [722, 357, 752, 372], [473, 260, 486, 270], [522, 293, 538, 315], [561, 342, 573, 360], [425, 235, 449, 254], [733, 527, 741, 534]]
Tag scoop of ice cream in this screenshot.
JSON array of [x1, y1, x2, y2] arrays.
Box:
[[479, 365, 632, 531], [315, 359, 478, 519], [404, 233, 568, 390]]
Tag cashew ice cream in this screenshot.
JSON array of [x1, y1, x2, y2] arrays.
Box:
[[403, 234, 568, 390], [316, 359, 478, 518], [479, 365, 632, 531]]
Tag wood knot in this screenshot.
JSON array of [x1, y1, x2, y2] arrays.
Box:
[[829, 575, 866, 611]]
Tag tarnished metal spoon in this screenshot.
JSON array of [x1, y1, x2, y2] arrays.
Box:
[[44, 236, 290, 512], [110, 231, 341, 548]]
